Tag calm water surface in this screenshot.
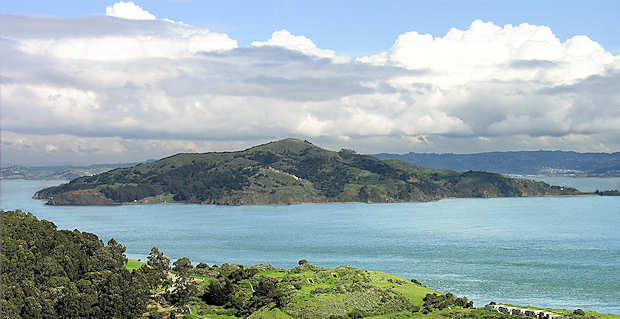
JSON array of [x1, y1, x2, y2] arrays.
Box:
[[1, 179, 619, 314]]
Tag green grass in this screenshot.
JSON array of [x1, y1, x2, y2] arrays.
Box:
[[125, 258, 144, 272], [140, 193, 176, 204], [367, 271, 434, 306], [247, 307, 295, 319], [187, 300, 238, 319], [257, 269, 289, 278]]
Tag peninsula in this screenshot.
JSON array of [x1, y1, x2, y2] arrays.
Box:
[[34, 138, 579, 206]]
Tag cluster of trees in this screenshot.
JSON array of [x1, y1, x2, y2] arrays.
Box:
[[0, 210, 187, 319], [200, 265, 288, 316], [100, 184, 158, 202], [1, 210, 154, 318], [163, 164, 251, 202], [421, 293, 474, 313]]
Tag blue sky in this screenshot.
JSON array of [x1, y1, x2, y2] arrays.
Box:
[[1, 1, 619, 165], [3, 0, 620, 56]]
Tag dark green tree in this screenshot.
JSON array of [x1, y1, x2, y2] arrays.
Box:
[[172, 257, 193, 275]]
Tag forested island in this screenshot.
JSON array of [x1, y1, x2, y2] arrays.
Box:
[[33, 138, 579, 206], [3, 210, 614, 319]]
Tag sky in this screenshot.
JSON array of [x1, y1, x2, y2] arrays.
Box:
[[1, 1, 620, 165]]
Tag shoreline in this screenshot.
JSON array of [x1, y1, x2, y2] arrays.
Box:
[[34, 192, 608, 207]]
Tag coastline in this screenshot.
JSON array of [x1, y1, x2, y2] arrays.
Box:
[[36, 192, 606, 207]]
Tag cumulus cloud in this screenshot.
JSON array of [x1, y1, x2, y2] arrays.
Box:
[[8, 14, 237, 61], [358, 20, 616, 85], [1, 5, 619, 165], [252, 29, 350, 63], [106, 1, 156, 20]]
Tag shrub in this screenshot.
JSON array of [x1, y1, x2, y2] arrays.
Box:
[[410, 278, 424, 286], [574, 309, 586, 316], [423, 293, 473, 311], [298, 259, 308, 265], [347, 309, 365, 318]]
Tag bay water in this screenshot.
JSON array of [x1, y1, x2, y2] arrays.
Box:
[[1, 179, 619, 314]]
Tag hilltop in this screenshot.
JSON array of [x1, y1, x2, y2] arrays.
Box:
[[373, 151, 620, 177], [34, 138, 578, 206]]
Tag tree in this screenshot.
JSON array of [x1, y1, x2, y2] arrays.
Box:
[[172, 257, 193, 275], [166, 277, 198, 306], [147, 246, 170, 271]]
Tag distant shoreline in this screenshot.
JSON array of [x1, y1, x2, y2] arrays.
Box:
[[32, 192, 612, 207]]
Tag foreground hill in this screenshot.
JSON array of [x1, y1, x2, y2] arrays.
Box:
[[34, 139, 578, 206], [373, 151, 620, 176], [3, 210, 616, 319]]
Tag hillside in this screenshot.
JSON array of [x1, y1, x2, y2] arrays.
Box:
[[3, 210, 616, 319], [34, 139, 579, 206], [372, 151, 620, 176]]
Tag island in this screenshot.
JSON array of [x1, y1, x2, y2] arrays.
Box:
[[33, 138, 579, 206]]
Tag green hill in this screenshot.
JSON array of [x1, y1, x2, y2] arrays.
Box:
[[34, 138, 579, 206]]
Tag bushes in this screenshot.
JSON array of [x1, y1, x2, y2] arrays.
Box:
[[410, 278, 424, 286], [423, 293, 474, 311], [574, 309, 586, 316]]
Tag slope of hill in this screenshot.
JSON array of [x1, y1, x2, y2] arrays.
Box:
[[372, 151, 620, 176], [34, 139, 578, 206]]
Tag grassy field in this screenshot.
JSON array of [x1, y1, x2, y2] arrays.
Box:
[[125, 258, 145, 272]]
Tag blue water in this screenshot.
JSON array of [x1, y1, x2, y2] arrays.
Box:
[[1, 179, 619, 314]]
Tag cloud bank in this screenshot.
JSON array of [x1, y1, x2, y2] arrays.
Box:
[[1, 2, 619, 165]]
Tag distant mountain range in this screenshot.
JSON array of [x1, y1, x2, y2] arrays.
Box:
[[33, 138, 578, 206], [1, 163, 146, 180], [372, 151, 620, 177]]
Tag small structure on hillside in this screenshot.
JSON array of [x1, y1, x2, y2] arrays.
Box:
[[485, 304, 562, 319]]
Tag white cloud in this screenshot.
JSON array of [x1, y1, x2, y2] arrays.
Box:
[[45, 144, 58, 152], [252, 29, 350, 63], [1, 11, 619, 164], [14, 15, 237, 61], [106, 1, 156, 20], [358, 20, 615, 86]]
